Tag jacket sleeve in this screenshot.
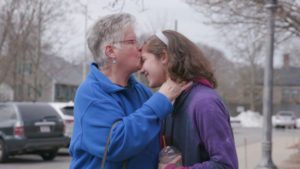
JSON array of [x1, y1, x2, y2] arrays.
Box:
[[169, 97, 238, 169], [81, 92, 173, 161]]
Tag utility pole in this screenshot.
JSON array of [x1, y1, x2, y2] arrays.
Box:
[[174, 19, 178, 31], [82, 1, 88, 82], [255, 0, 278, 168]]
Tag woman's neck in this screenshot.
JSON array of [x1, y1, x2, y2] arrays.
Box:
[[101, 67, 130, 87]]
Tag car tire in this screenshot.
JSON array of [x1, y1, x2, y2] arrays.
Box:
[[40, 149, 57, 161], [0, 139, 8, 163]]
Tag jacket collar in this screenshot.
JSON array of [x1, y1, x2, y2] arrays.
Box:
[[88, 63, 138, 93]]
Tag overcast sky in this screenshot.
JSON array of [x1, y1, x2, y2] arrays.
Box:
[[65, 0, 226, 62], [64, 0, 283, 66]]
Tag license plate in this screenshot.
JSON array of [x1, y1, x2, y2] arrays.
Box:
[[40, 126, 50, 133]]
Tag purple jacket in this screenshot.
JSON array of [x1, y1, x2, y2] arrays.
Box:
[[162, 82, 238, 169]]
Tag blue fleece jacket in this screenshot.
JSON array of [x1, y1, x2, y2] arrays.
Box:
[[69, 63, 173, 169]]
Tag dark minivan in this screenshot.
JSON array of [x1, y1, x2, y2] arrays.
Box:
[[0, 102, 69, 162]]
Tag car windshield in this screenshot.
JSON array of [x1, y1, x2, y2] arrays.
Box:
[[60, 106, 74, 116]]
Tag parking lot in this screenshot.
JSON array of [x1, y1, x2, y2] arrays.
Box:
[[1, 127, 300, 169], [0, 148, 71, 169]]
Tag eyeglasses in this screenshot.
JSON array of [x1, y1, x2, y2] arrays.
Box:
[[114, 39, 139, 46]]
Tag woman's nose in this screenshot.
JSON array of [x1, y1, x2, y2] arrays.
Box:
[[136, 42, 142, 50], [140, 66, 145, 74]]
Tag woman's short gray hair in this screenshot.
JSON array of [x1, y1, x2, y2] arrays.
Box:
[[87, 13, 135, 68]]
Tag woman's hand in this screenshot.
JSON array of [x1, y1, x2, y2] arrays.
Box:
[[158, 78, 192, 103], [158, 155, 182, 169]]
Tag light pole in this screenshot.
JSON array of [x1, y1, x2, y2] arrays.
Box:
[[82, 0, 88, 82], [256, 0, 277, 169]]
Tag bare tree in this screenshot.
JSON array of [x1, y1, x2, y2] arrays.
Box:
[[197, 43, 239, 104], [185, 0, 300, 111], [185, 0, 300, 40], [28, 0, 74, 101], [0, 0, 17, 82], [231, 28, 266, 111], [102, 0, 146, 12], [0, 0, 74, 101], [0, 0, 37, 100]]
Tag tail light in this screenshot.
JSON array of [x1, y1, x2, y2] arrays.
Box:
[[292, 117, 296, 120], [276, 115, 280, 119], [65, 119, 73, 124], [14, 121, 24, 136], [63, 119, 73, 135]]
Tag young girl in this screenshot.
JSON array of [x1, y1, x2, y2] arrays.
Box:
[[140, 30, 238, 169]]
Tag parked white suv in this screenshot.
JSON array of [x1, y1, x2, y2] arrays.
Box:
[[49, 102, 74, 146], [272, 111, 296, 128]]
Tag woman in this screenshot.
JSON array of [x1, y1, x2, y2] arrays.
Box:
[[140, 30, 238, 169], [69, 14, 191, 169]]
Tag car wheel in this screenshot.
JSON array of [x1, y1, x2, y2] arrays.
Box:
[[40, 149, 57, 161], [0, 139, 8, 163]]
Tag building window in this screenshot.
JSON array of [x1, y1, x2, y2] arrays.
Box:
[[18, 84, 23, 97], [55, 84, 77, 101], [291, 89, 299, 100], [18, 63, 23, 74], [24, 63, 32, 75], [38, 84, 42, 97], [71, 87, 77, 99], [66, 87, 71, 100], [28, 85, 32, 98], [282, 88, 299, 103], [28, 63, 32, 75], [55, 84, 61, 99], [61, 85, 66, 99]]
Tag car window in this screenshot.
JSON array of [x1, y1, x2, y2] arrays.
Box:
[[17, 104, 60, 121], [278, 112, 293, 116], [60, 106, 74, 116], [0, 104, 17, 122]]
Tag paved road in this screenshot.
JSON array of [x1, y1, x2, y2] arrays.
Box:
[[0, 149, 71, 169], [233, 127, 300, 147], [1, 127, 300, 169]]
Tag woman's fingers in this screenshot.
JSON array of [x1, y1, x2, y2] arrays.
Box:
[[180, 81, 193, 91], [158, 79, 193, 103], [170, 155, 182, 164]]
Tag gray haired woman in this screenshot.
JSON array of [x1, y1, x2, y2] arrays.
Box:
[[69, 13, 191, 169]]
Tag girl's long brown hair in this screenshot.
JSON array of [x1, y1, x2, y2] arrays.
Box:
[[143, 30, 217, 88]]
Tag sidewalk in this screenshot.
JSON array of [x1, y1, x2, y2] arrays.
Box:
[[236, 136, 300, 169]]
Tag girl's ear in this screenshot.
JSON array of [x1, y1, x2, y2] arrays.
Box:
[[105, 44, 117, 60], [160, 50, 169, 65]]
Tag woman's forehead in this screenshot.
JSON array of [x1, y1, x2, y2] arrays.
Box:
[[124, 27, 136, 39]]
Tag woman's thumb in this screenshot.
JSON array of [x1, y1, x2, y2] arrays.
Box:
[[170, 155, 182, 164]]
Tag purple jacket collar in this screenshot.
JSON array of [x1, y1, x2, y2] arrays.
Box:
[[185, 78, 213, 93]]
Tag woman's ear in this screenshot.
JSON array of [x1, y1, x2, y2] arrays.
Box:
[[160, 50, 168, 65], [105, 44, 117, 60]]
